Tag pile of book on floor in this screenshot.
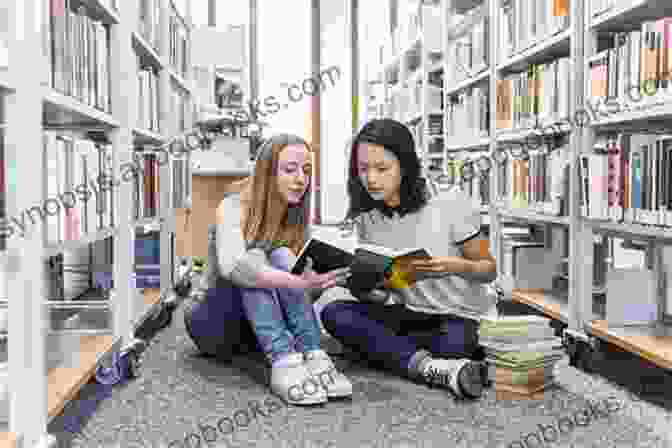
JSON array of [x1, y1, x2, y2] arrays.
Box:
[[479, 315, 565, 395]]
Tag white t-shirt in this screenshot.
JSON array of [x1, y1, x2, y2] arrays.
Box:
[[354, 186, 498, 321]]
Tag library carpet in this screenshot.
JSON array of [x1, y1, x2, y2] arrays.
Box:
[[48, 302, 672, 447]]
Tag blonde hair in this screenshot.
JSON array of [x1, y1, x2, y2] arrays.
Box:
[[241, 134, 312, 254]]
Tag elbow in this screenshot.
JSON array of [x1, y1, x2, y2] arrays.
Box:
[[481, 259, 497, 282], [483, 258, 497, 274]]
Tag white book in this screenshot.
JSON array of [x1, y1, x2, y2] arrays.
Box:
[[480, 339, 563, 353], [480, 314, 552, 325], [588, 154, 601, 218], [557, 58, 570, 120], [101, 144, 113, 229], [73, 139, 89, 235], [549, 147, 567, 216], [57, 137, 72, 242], [83, 140, 99, 234], [600, 154, 610, 219], [43, 132, 60, 245]]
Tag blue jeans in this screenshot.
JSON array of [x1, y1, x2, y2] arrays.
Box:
[[239, 247, 322, 364], [320, 301, 482, 378]]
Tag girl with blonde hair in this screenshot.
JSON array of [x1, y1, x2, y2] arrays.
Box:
[[185, 133, 352, 405]]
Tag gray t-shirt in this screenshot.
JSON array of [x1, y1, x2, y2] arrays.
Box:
[[205, 191, 272, 289], [354, 186, 498, 321]]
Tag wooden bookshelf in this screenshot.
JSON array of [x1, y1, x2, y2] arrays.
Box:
[[512, 289, 568, 323], [47, 334, 116, 419], [589, 320, 672, 371], [0, 432, 17, 448]]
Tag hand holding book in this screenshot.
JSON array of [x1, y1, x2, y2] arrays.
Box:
[[406, 256, 466, 274], [290, 237, 433, 290], [297, 256, 351, 290]]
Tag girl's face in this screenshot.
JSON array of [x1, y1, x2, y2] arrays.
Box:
[[356, 142, 402, 207], [276, 144, 312, 205]]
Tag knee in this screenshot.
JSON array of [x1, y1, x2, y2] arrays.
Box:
[[268, 246, 294, 272], [320, 301, 355, 330]]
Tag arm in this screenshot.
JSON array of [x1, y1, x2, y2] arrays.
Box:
[[446, 191, 497, 282], [443, 190, 497, 282], [454, 237, 497, 283], [409, 190, 497, 283]]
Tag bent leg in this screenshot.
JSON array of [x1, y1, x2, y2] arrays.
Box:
[[419, 316, 482, 360], [267, 247, 322, 353], [184, 282, 260, 360], [320, 301, 430, 376], [240, 286, 296, 364]]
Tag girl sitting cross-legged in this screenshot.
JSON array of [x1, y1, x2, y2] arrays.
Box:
[[322, 119, 498, 399]]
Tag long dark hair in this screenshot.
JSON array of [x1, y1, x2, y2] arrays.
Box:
[[345, 118, 430, 222]]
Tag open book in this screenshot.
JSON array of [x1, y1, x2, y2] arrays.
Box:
[[290, 238, 431, 289]]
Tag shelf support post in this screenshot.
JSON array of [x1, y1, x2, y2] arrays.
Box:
[[568, 0, 594, 335], [6, 0, 48, 443], [109, 0, 139, 346]]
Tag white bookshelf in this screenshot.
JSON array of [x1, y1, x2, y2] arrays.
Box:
[[0, 0, 197, 445], [369, 0, 672, 374], [368, 0, 445, 176]]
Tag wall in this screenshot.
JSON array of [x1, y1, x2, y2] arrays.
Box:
[[174, 175, 247, 258]]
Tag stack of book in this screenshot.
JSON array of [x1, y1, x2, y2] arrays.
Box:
[[479, 315, 564, 396]]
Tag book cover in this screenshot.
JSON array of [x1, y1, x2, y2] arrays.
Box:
[[290, 238, 432, 290], [290, 238, 355, 275]]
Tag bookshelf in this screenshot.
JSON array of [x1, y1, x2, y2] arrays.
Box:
[[368, 0, 445, 182], [1, 0, 196, 446], [367, 0, 672, 375]]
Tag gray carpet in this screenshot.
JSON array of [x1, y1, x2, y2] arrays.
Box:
[[47, 297, 672, 448], [47, 226, 672, 447]]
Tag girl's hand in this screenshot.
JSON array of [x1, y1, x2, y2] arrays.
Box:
[[299, 257, 351, 289]]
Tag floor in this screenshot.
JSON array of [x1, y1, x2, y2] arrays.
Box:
[[45, 226, 672, 448]]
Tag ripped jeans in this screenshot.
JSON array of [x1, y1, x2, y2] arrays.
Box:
[[240, 246, 322, 365]]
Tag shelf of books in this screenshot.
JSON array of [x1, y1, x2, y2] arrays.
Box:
[[578, 0, 672, 370], [0, 0, 195, 445], [370, 1, 446, 180]]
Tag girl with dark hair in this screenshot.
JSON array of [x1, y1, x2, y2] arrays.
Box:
[[184, 133, 353, 405], [322, 119, 498, 399]]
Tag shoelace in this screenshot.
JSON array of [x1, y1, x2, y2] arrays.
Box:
[[424, 365, 453, 387]]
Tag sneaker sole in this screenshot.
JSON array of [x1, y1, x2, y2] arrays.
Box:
[[280, 394, 328, 405], [457, 361, 486, 399], [326, 389, 353, 399]]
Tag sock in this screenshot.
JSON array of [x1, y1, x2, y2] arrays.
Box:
[[271, 352, 301, 368]]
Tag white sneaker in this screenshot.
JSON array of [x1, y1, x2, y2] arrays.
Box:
[[304, 350, 353, 399], [421, 358, 487, 399], [270, 353, 327, 405]]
